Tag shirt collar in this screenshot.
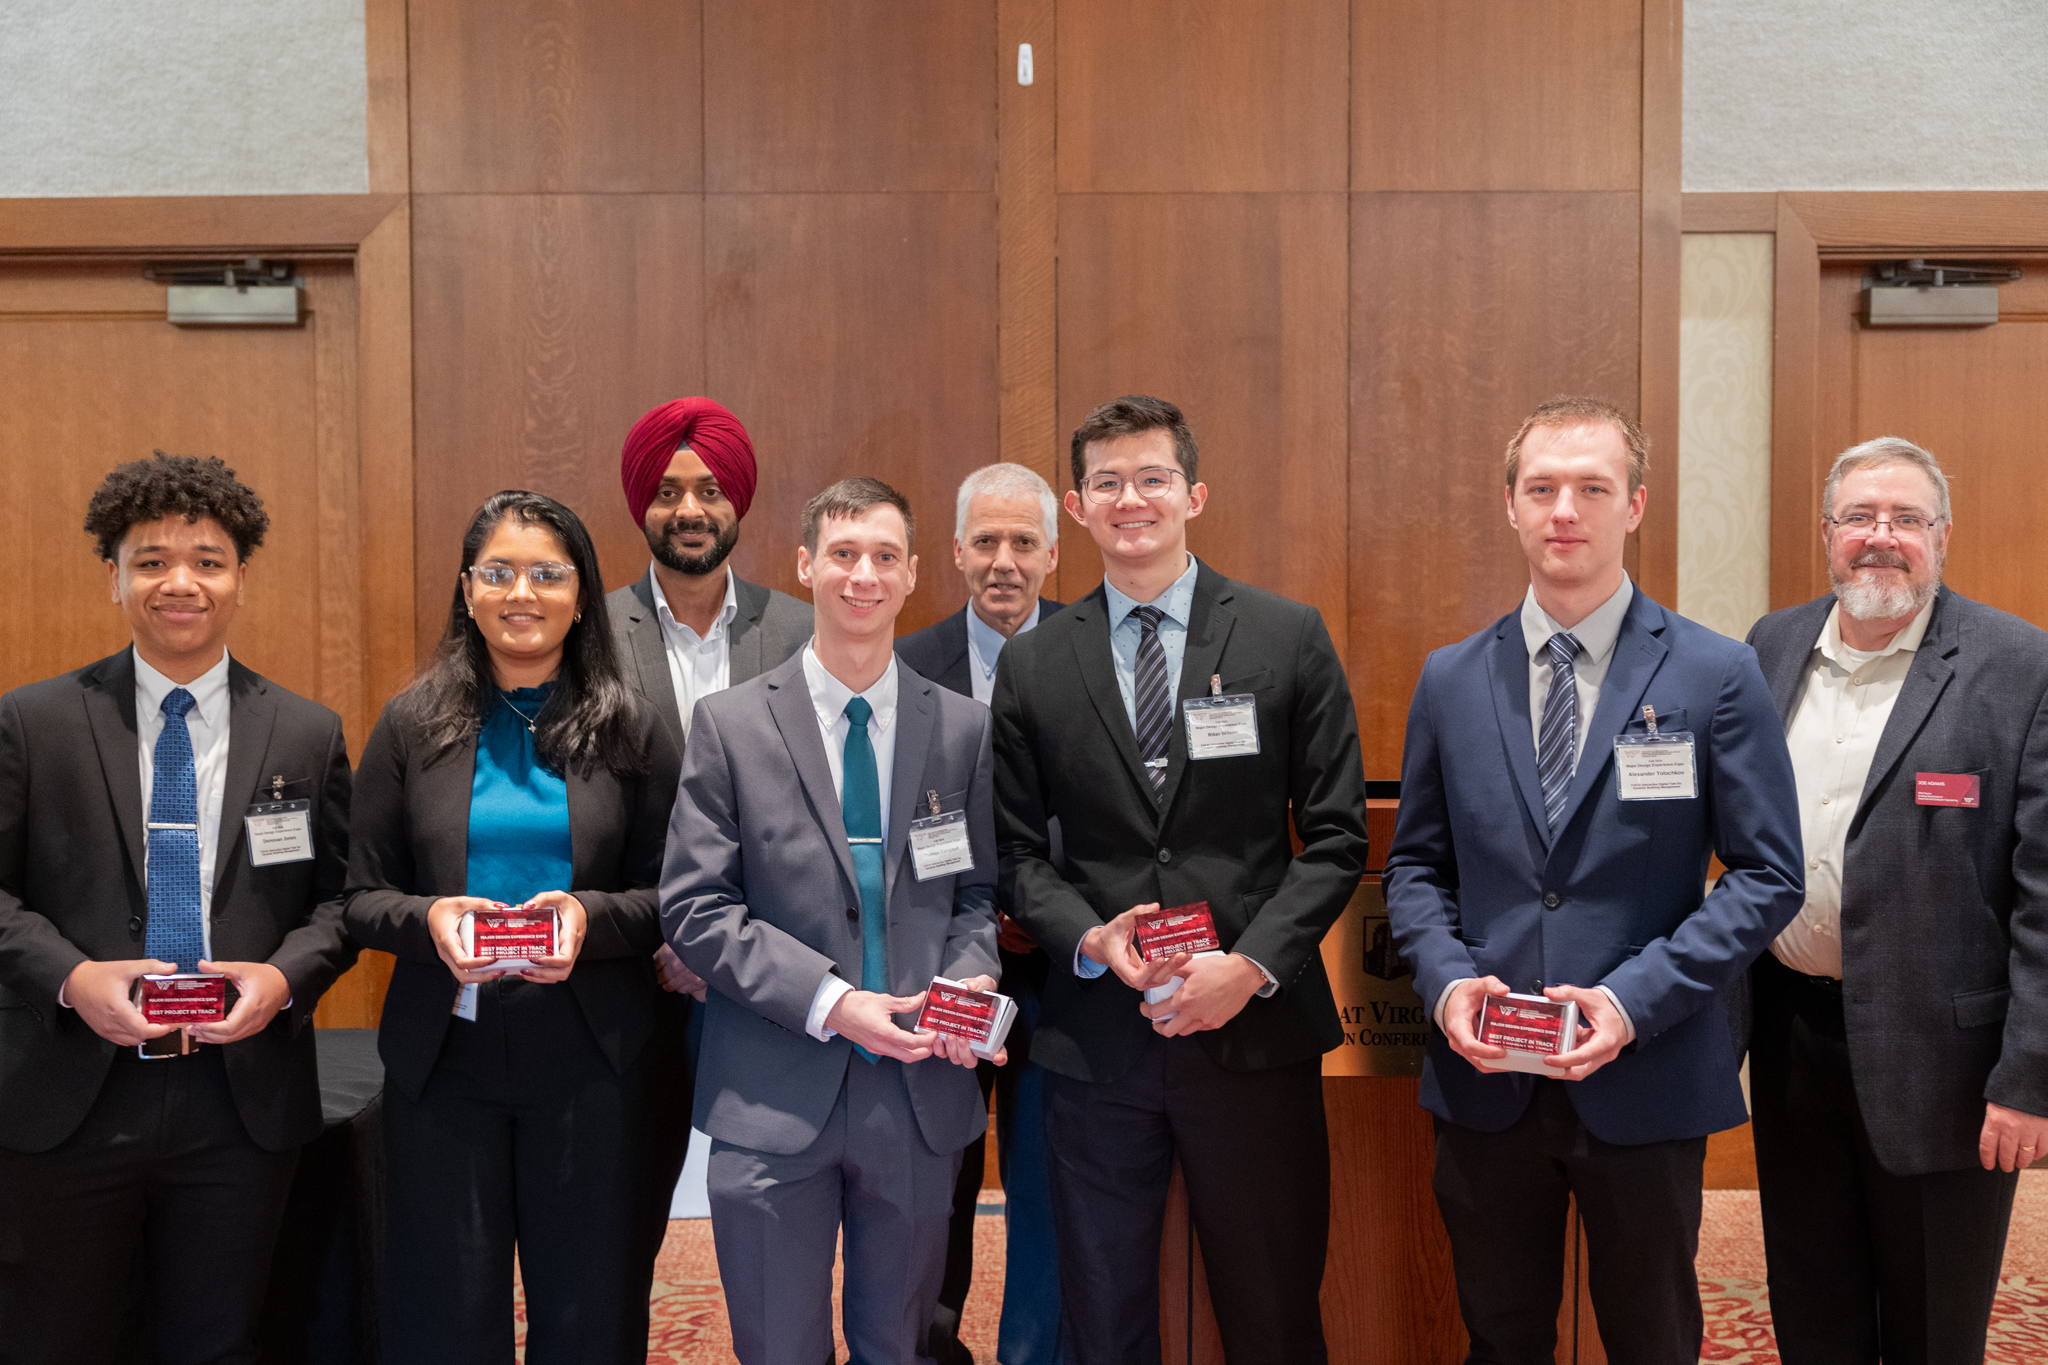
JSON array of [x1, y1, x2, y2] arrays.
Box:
[[1520, 575, 1634, 666], [133, 646, 232, 729], [966, 599, 1040, 677], [649, 564, 739, 639], [802, 643, 899, 732], [1105, 554, 1200, 632], [1818, 593, 1936, 669]]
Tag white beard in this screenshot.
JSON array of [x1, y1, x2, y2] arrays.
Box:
[[1832, 564, 1939, 622]]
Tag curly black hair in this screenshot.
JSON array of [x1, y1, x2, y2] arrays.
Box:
[[83, 451, 270, 562]]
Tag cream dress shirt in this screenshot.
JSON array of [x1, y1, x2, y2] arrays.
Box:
[[649, 565, 738, 740]]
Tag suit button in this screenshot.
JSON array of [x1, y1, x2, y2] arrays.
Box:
[[1157, 848, 1171, 864], [128, 916, 143, 933], [1543, 893, 1559, 909], [846, 907, 859, 921]]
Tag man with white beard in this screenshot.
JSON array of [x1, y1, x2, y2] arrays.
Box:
[[1744, 437, 2048, 1365]]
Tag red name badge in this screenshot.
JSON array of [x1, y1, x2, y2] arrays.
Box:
[[134, 974, 230, 1026], [1915, 772, 1981, 808], [469, 908, 558, 962], [1477, 993, 1577, 1057], [1132, 901, 1222, 963]]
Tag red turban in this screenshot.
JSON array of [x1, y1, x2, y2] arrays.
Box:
[[620, 398, 758, 525]]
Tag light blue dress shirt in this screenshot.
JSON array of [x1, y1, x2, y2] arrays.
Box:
[[1101, 554, 1200, 734], [966, 600, 1041, 706]]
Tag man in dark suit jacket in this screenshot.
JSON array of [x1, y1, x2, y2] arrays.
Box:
[[0, 454, 355, 1365], [1384, 398, 1805, 1365], [1744, 436, 2048, 1365], [993, 397, 1369, 1365], [897, 461, 1064, 1365]]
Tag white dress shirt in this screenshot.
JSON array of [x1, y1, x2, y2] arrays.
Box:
[[1772, 597, 1935, 979], [650, 565, 739, 740], [137, 647, 232, 962], [966, 599, 1040, 706], [799, 645, 900, 1039]]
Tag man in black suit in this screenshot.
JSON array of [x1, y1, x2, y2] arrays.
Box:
[[1745, 436, 2048, 1365], [0, 453, 356, 1365], [897, 462, 1064, 1365], [992, 396, 1369, 1365]]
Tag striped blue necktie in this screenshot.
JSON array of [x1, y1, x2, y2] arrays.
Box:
[[146, 687, 205, 972], [1132, 605, 1172, 797], [1537, 633, 1584, 833], [842, 696, 886, 1063]]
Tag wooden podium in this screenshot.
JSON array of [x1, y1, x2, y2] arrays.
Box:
[[1157, 799, 1605, 1364]]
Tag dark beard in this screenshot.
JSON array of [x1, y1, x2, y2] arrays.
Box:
[[648, 517, 740, 576]]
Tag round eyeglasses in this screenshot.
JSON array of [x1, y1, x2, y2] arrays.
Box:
[[467, 562, 578, 592], [1082, 467, 1186, 504]]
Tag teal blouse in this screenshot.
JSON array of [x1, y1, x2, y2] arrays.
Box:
[[465, 685, 573, 905]]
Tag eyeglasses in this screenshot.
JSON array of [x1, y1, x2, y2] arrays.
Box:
[[1823, 513, 1941, 538], [467, 562, 577, 592], [1082, 467, 1185, 504]]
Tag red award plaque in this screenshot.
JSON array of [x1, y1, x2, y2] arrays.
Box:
[[1133, 902, 1222, 962], [461, 905, 560, 975], [1476, 992, 1581, 1075], [134, 973, 230, 1026], [916, 977, 1018, 1060]]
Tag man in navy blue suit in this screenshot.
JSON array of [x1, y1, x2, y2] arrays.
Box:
[[1384, 396, 1805, 1364]]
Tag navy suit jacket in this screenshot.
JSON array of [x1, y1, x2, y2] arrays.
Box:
[[894, 600, 1064, 698], [1383, 588, 1804, 1145]]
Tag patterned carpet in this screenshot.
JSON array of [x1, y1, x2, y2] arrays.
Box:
[[511, 1176, 2048, 1362]]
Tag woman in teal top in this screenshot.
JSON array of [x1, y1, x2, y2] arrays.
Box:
[[345, 491, 686, 1365]]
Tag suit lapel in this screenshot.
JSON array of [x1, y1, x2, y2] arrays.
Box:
[[728, 577, 769, 686], [1854, 592, 1958, 823], [209, 662, 278, 905], [625, 575, 683, 736], [1067, 589, 1156, 810], [884, 674, 938, 900], [1551, 593, 1670, 838], [1157, 572, 1237, 817], [81, 650, 148, 885], [1759, 595, 1834, 723], [764, 658, 858, 896], [938, 608, 972, 697], [1486, 621, 1552, 846]]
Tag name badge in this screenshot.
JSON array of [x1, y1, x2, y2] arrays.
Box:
[[1916, 772, 1981, 807], [1613, 733, 1697, 800], [245, 799, 314, 866], [1183, 693, 1260, 760], [909, 790, 974, 882]]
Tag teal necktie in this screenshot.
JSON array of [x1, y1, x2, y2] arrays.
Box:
[[843, 696, 887, 1062]]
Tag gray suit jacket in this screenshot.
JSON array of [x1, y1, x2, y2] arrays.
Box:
[[660, 652, 999, 1157], [606, 572, 814, 753], [1748, 588, 2048, 1173]]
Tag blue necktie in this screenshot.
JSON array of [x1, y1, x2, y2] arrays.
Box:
[[146, 688, 205, 972], [1537, 633, 1584, 832], [842, 696, 887, 1062], [1132, 605, 1172, 797]]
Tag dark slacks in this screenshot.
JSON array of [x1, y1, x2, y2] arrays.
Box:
[[1045, 1032, 1329, 1365], [0, 1047, 298, 1365], [381, 978, 690, 1365], [1750, 954, 2019, 1365], [1432, 1079, 1707, 1365]]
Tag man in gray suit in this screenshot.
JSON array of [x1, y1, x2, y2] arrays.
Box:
[[662, 477, 1001, 1365], [1746, 436, 2048, 1365], [609, 397, 812, 1003]]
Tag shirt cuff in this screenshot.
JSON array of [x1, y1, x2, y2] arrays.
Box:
[[807, 974, 856, 1041], [1074, 945, 1109, 979], [1433, 978, 1472, 1033], [57, 980, 70, 1010], [1594, 985, 1637, 1044], [1234, 953, 1279, 998]]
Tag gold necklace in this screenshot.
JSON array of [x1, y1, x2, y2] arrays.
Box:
[[501, 693, 543, 734]]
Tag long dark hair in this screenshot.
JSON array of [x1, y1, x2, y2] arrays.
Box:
[[406, 490, 645, 778]]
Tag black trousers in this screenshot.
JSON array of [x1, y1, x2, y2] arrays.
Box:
[[380, 979, 691, 1365], [0, 1047, 298, 1365], [1432, 1079, 1707, 1365], [1750, 954, 2019, 1365], [1045, 1032, 1329, 1365]]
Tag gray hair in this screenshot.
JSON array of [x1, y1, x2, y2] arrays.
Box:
[[1823, 436, 1952, 523], [954, 462, 1059, 545]]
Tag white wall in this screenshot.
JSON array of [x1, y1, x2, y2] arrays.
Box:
[[1686, 0, 2048, 192], [0, 0, 368, 197]]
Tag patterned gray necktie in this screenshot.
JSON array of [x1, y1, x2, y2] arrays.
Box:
[[1132, 605, 1172, 796], [1537, 632, 1584, 831]]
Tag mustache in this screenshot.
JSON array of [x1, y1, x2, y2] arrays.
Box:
[[1851, 551, 1910, 570], [664, 518, 721, 537]]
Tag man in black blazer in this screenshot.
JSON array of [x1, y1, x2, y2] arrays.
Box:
[[1745, 437, 2048, 1365], [0, 454, 355, 1365], [897, 462, 1064, 1365], [993, 397, 1369, 1365]]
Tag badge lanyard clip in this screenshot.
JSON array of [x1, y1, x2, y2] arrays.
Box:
[[927, 788, 942, 818], [270, 774, 285, 800], [1210, 673, 1222, 698], [1641, 706, 1658, 737]]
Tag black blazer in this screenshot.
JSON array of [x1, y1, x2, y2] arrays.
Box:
[[1748, 588, 2048, 1174], [895, 599, 1065, 698], [606, 573, 815, 754], [343, 692, 683, 1103], [992, 563, 1369, 1082], [0, 649, 355, 1153]]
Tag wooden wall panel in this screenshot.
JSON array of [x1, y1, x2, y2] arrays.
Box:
[[409, 0, 703, 194], [704, 0, 996, 192], [1350, 192, 1641, 778], [1352, 0, 1641, 192], [997, 0, 1059, 491], [411, 194, 706, 658], [1057, 0, 1349, 193], [703, 193, 999, 634], [1054, 193, 1349, 628]]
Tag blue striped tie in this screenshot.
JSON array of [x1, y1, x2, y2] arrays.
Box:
[[1537, 633, 1583, 833], [146, 688, 205, 972], [842, 696, 886, 1063], [1132, 606, 1172, 797]]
